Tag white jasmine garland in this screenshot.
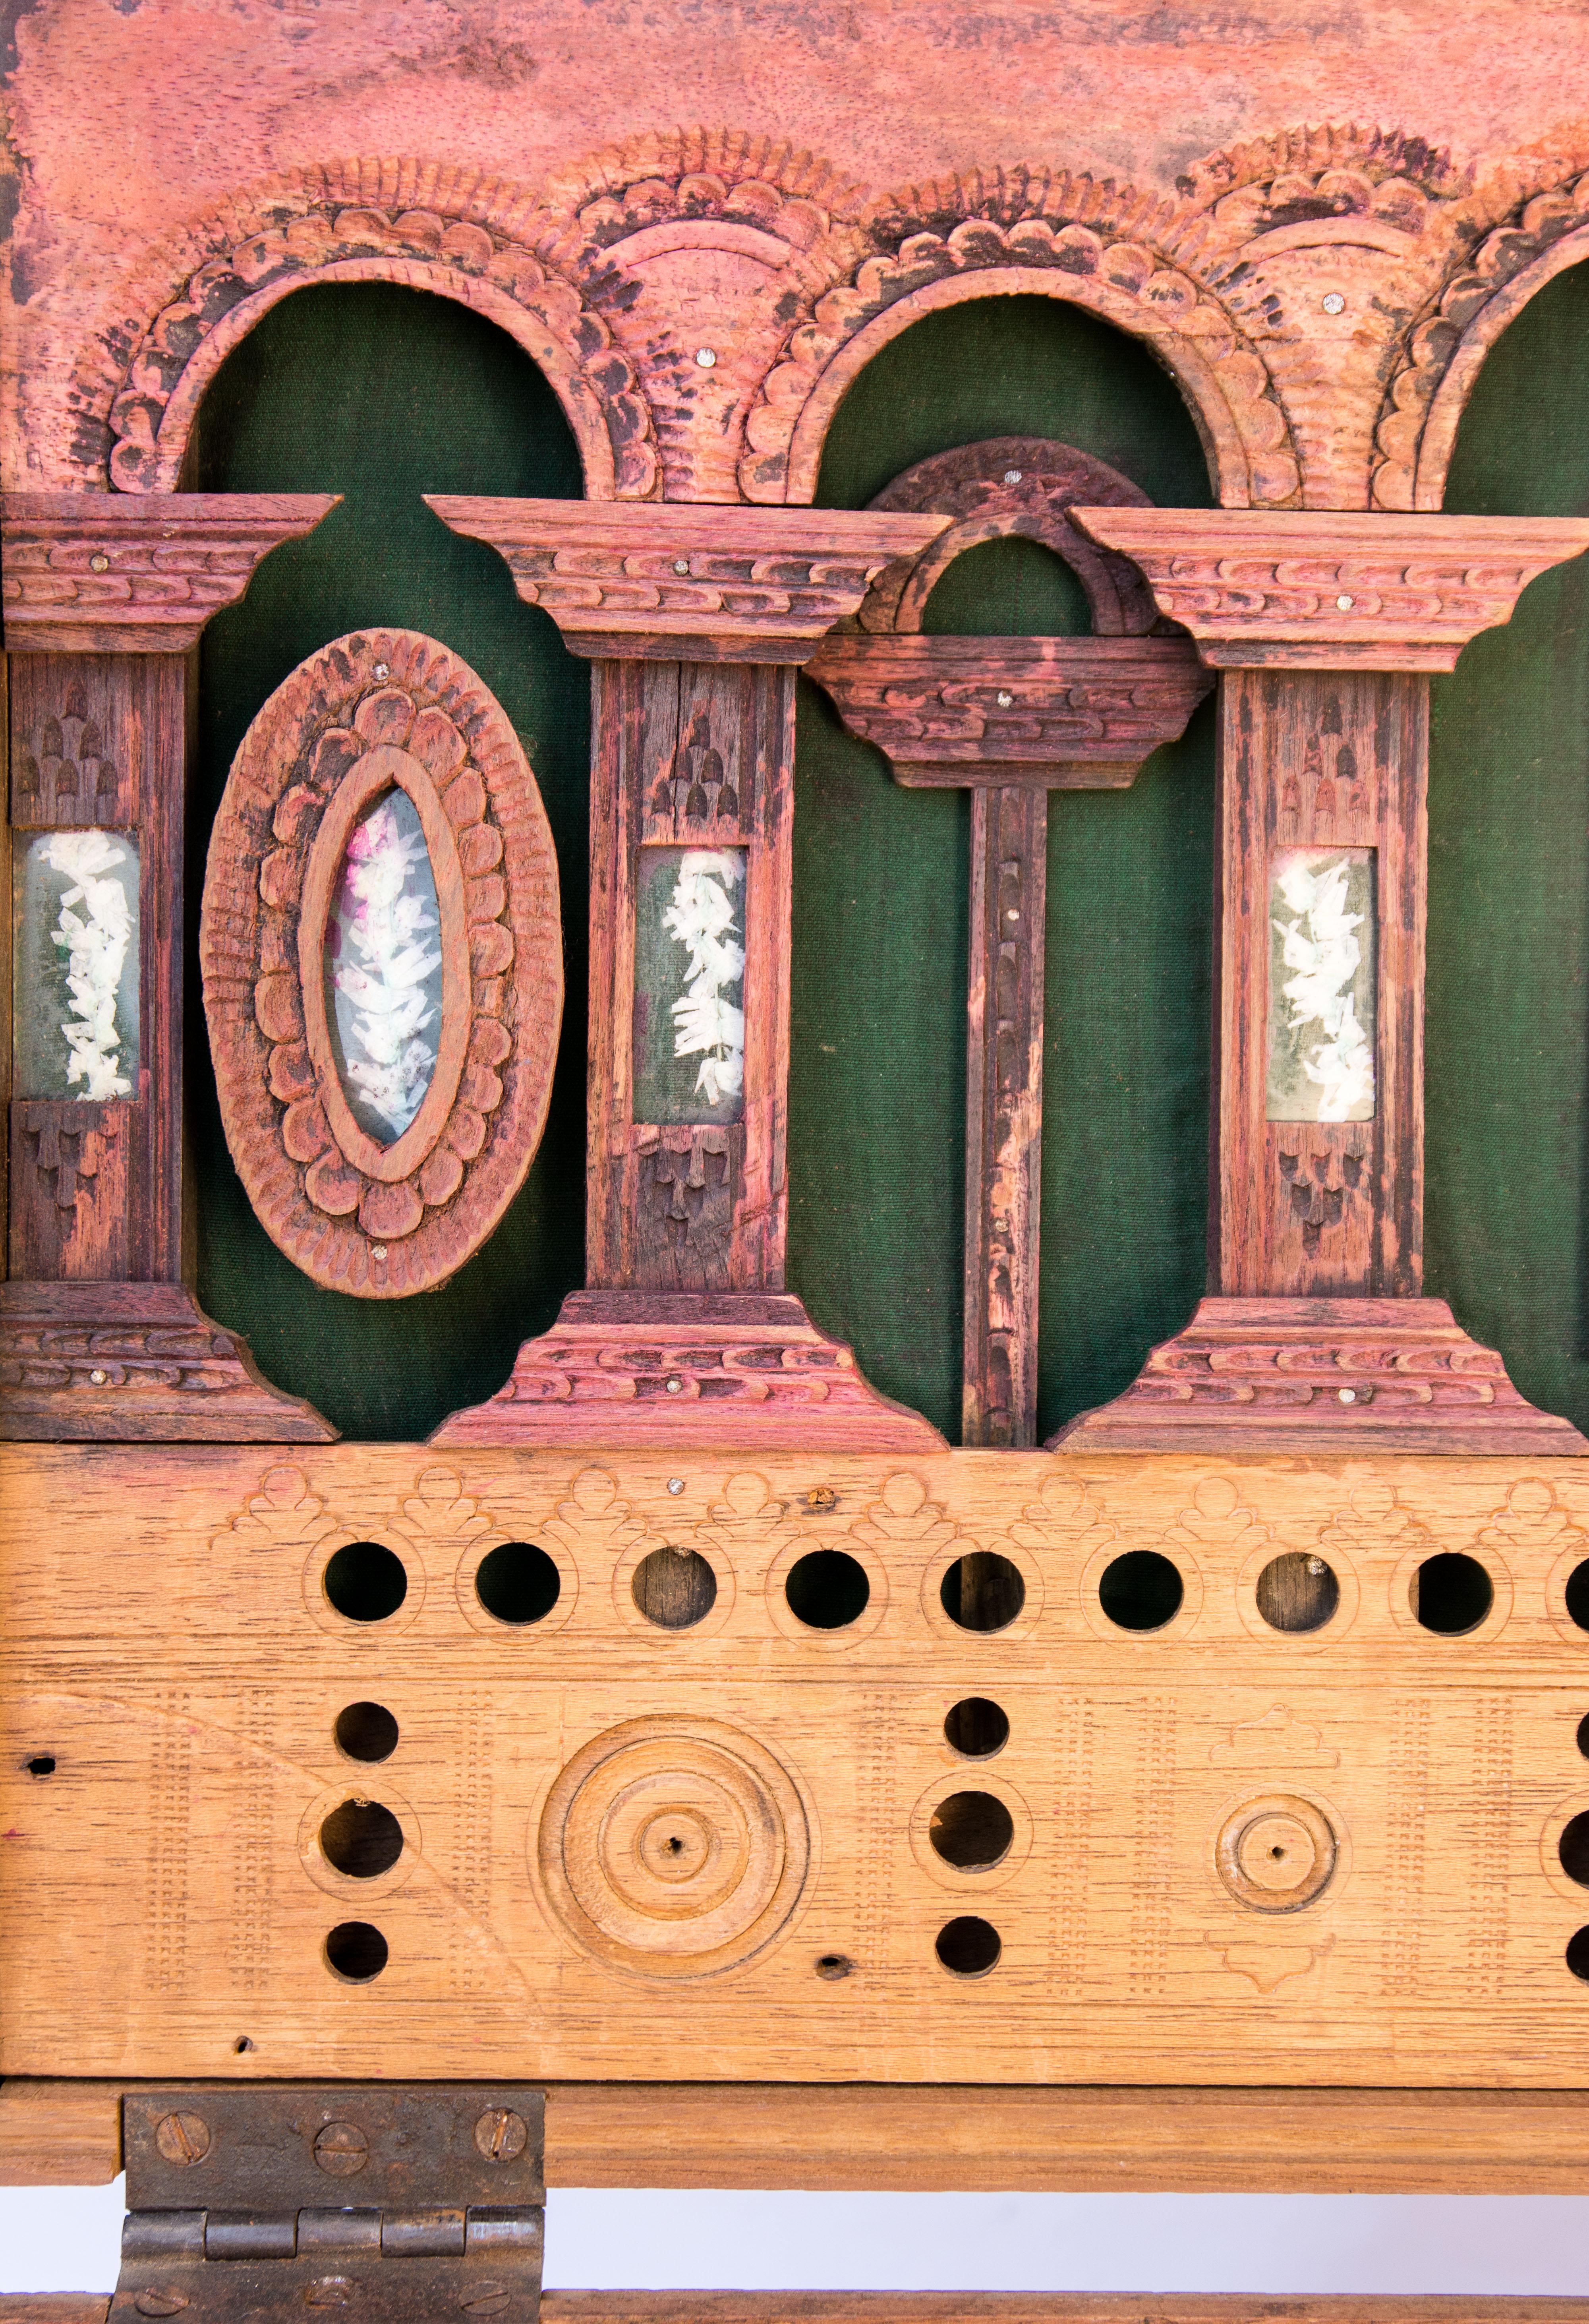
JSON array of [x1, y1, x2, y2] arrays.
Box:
[[43, 829, 134, 1101], [663, 849, 746, 1107], [1273, 854, 1374, 1122], [330, 793, 441, 1138]]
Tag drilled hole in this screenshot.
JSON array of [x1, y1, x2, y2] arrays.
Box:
[[24, 1754, 56, 1777], [785, 1549, 870, 1630], [944, 1698, 1009, 1757], [476, 1541, 561, 1625], [324, 1922, 389, 1982], [1560, 1812, 1589, 1888], [334, 1703, 398, 1764], [939, 1551, 1025, 1632], [935, 1916, 1001, 1976], [1411, 1552, 1493, 1635], [1566, 1560, 1589, 1631], [815, 1954, 854, 1981], [929, 1789, 1014, 1870], [234, 2038, 254, 2055], [323, 1541, 407, 1623], [1256, 1552, 1340, 1633], [632, 1546, 718, 1628], [319, 1798, 404, 1879], [1098, 1550, 1183, 1631], [1578, 1713, 1589, 1761]]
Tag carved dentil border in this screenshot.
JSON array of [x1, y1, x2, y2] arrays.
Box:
[[58, 119, 1589, 515]]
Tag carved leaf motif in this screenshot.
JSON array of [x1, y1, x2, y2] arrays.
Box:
[[212, 1465, 342, 1556]]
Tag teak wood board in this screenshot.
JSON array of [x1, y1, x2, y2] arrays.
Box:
[[4, 1444, 1589, 2088]]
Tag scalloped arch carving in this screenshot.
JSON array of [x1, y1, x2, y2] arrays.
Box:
[[65, 161, 660, 499]]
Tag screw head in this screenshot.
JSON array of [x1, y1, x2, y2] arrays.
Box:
[[134, 2293, 190, 2318], [665, 1376, 683, 1395], [694, 346, 717, 368], [1322, 291, 1346, 315], [996, 690, 1014, 708], [370, 1244, 387, 1261], [1002, 468, 1023, 485], [473, 2105, 529, 2161], [1338, 1387, 1357, 1405], [673, 558, 690, 575], [459, 2291, 512, 2319], [303, 2282, 354, 2311], [154, 2110, 211, 2165], [89, 552, 110, 573], [89, 1368, 108, 1385], [1335, 593, 1355, 612], [313, 2120, 369, 2176], [667, 1477, 685, 1495], [372, 662, 390, 681]]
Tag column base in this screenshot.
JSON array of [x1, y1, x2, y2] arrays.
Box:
[[1049, 1296, 1589, 1456], [431, 1291, 946, 1450], [0, 1282, 338, 1442]]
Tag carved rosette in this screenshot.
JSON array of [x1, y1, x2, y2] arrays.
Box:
[[200, 629, 563, 1298], [536, 1714, 812, 1978]]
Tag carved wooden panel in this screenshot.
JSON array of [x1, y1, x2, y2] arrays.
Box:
[[7, 1444, 1589, 2084], [199, 629, 563, 1298]]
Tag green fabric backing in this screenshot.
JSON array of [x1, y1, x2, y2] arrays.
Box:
[[186, 273, 1589, 1445]]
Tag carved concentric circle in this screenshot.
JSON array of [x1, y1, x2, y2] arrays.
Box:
[[200, 630, 563, 1297], [536, 1716, 811, 1977], [1215, 1792, 1337, 1912]]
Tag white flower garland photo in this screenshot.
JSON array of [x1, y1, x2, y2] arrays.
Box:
[[327, 792, 443, 1140], [41, 828, 136, 1101], [663, 848, 746, 1109], [1272, 853, 1375, 1123]]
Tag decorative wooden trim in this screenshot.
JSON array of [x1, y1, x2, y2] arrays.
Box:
[[1071, 509, 1589, 670], [424, 499, 953, 660], [1055, 1297, 1589, 1455], [431, 1290, 946, 1450], [806, 636, 1212, 788], [2, 493, 339, 653], [0, 1282, 336, 1443], [543, 2298, 1588, 2324], [199, 629, 563, 1298]]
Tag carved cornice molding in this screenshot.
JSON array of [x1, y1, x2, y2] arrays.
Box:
[[425, 497, 953, 661], [806, 634, 1212, 788], [1, 491, 339, 652], [1072, 508, 1589, 669]]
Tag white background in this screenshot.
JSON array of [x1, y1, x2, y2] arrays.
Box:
[[4, 2185, 1589, 2297]]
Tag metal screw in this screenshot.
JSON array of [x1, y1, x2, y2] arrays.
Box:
[[134, 2294, 189, 2318], [673, 558, 690, 575], [1322, 292, 1345, 315], [372, 662, 390, 681], [996, 690, 1014, 708], [89, 552, 110, 573], [665, 1376, 683, 1395], [1307, 1556, 1326, 1576], [1338, 1387, 1357, 1405], [694, 346, 717, 368], [473, 2106, 529, 2162], [1336, 593, 1355, 611], [304, 2284, 354, 2312], [312, 2120, 369, 2177], [155, 2110, 211, 2165], [1002, 468, 1023, 485], [1006, 909, 1020, 923], [459, 2291, 512, 2318], [370, 1245, 387, 1261], [89, 1368, 108, 1385], [667, 1477, 685, 1495]]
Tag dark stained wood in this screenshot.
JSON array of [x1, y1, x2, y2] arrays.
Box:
[[1, 493, 339, 654], [199, 627, 563, 1299]]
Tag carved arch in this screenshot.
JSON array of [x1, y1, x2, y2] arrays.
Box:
[[64, 161, 660, 499], [742, 170, 1301, 509], [1369, 154, 1589, 509]]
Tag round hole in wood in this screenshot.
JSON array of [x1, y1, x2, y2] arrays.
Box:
[[324, 1922, 389, 1982], [233, 2038, 254, 2054], [1560, 1812, 1589, 1888], [1098, 1549, 1183, 1631], [632, 1546, 718, 1629], [944, 1698, 1009, 1757], [24, 1754, 55, 1777], [939, 1551, 1025, 1632], [929, 1790, 1015, 1870], [1566, 1560, 1589, 1631], [785, 1549, 870, 1630], [1411, 1552, 1493, 1635], [334, 1703, 398, 1763], [323, 1541, 408, 1623], [1578, 1712, 1589, 1761], [936, 1915, 1001, 1976], [1256, 1552, 1340, 1633], [1568, 1927, 1589, 1982], [476, 1541, 561, 1625], [319, 1798, 404, 1879], [816, 1954, 854, 1980]]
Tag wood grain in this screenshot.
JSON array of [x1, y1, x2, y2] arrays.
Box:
[[8, 1442, 1589, 2084], [7, 2299, 1589, 2324]]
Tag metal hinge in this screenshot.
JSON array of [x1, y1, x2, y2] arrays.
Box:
[[112, 2086, 544, 2323]]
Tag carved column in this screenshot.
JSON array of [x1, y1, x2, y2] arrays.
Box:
[[1, 492, 340, 1441], [1057, 507, 1589, 1454], [425, 497, 954, 1448], [806, 441, 1211, 1446]]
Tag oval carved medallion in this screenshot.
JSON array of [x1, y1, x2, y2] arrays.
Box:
[[201, 629, 563, 1297], [536, 1716, 812, 1978]]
